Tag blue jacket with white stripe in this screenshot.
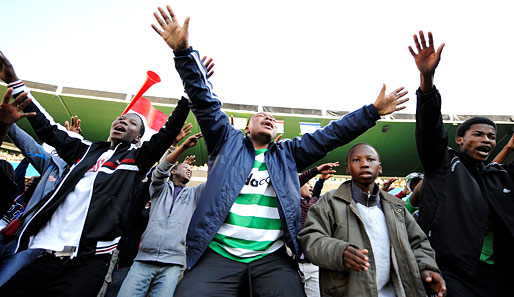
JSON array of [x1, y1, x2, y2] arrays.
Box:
[[173, 47, 382, 268]]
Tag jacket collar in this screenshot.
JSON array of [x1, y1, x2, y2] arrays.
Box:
[[334, 180, 407, 206]]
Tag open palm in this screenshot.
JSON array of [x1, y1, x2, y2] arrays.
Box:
[[409, 31, 445, 75], [152, 6, 190, 52]]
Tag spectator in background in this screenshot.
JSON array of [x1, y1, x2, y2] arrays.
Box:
[[382, 172, 423, 214], [298, 162, 338, 297], [410, 30, 514, 296], [298, 143, 446, 297], [0, 117, 83, 286], [117, 133, 204, 297]]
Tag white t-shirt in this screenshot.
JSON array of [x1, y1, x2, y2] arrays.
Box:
[[29, 150, 115, 252]]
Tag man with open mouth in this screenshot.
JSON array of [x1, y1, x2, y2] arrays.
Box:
[[0, 51, 190, 297], [409, 31, 514, 297]]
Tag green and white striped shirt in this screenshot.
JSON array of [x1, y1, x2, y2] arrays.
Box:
[[208, 149, 284, 263]]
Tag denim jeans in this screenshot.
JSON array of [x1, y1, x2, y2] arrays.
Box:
[[0, 234, 43, 286], [117, 260, 181, 297]]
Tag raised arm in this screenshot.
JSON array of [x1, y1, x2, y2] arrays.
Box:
[[152, 5, 236, 157], [166, 133, 202, 164], [312, 162, 338, 198], [287, 85, 408, 171], [0, 51, 90, 164], [492, 133, 513, 164], [409, 31, 448, 174], [135, 96, 190, 174], [0, 88, 35, 145]]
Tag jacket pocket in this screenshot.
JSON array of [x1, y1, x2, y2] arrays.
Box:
[[86, 195, 122, 240], [139, 220, 186, 256]]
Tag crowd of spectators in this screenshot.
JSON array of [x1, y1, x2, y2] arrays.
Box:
[[0, 4, 513, 297]]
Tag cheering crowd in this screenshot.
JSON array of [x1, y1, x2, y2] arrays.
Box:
[[0, 4, 513, 297]]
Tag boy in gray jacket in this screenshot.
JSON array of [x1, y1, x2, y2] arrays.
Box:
[[298, 143, 446, 297], [117, 133, 205, 297]]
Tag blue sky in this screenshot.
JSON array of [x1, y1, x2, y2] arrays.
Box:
[[2, 0, 513, 115]]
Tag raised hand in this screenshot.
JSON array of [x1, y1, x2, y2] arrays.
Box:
[[0, 89, 36, 125], [373, 85, 409, 116], [317, 162, 339, 180], [274, 134, 283, 142], [0, 51, 20, 83], [152, 5, 190, 52], [409, 31, 445, 92], [381, 177, 397, 192], [64, 115, 82, 134], [184, 155, 196, 166], [202, 56, 215, 78], [173, 123, 193, 146], [409, 31, 445, 76], [343, 246, 370, 272], [421, 270, 447, 297], [182, 133, 202, 149]]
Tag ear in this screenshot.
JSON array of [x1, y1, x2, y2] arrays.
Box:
[[171, 169, 176, 175], [133, 134, 142, 144], [378, 163, 382, 175], [455, 136, 463, 147], [346, 163, 350, 174], [245, 126, 250, 135]]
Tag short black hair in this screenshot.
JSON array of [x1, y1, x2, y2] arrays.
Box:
[[346, 142, 381, 163], [456, 117, 496, 137]]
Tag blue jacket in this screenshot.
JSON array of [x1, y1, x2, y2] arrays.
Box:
[[0, 124, 69, 260], [173, 47, 381, 268]]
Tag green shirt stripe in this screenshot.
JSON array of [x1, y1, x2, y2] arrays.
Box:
[[208, 243, 270, 263], [234, 193, 278, 207], [213, 233, 275, 252], [225, 213, 282, 230], [253, 161, 267, 171]]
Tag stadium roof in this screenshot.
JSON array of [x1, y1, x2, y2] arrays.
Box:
[[1, 81, 513, 177]]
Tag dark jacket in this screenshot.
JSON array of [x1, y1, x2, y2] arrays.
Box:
[[13, 84, 189, 257], [298, 181, 440, 297], [173, 47, 382, 268], [415, 87, 514, 275]]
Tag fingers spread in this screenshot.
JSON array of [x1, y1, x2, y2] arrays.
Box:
[[153, 11, 167, 29], [151, 24, 164, 36], [408, 46, 417, 57], [183, 16, 190, 34], [158, 6, 172, 25]]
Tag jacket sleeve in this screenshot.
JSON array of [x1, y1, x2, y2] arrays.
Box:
[[135, 97, 190, 174], [13, 157, 29, 195], [8, 124, 54, 177], [193, 182, 207, 206], [298, 167, 319, 187], [286, 104, 381, 172], [10, 81, 90, 166], [405, 209, 441, 273], [297, 193, 350, 272], [415, 87, 448, 175], [173, 48, 238, 158], [149, 157, 173, 200], [312, 179, 325, 198]]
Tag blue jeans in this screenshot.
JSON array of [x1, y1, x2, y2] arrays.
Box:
[[0, 234, 43, 286], [117, 261, 181, 297]]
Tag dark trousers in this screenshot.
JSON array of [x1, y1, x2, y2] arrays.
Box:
[[174, 248, 306, 297], [0, 252, 111, 297], [440, 261, 511, 297]]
